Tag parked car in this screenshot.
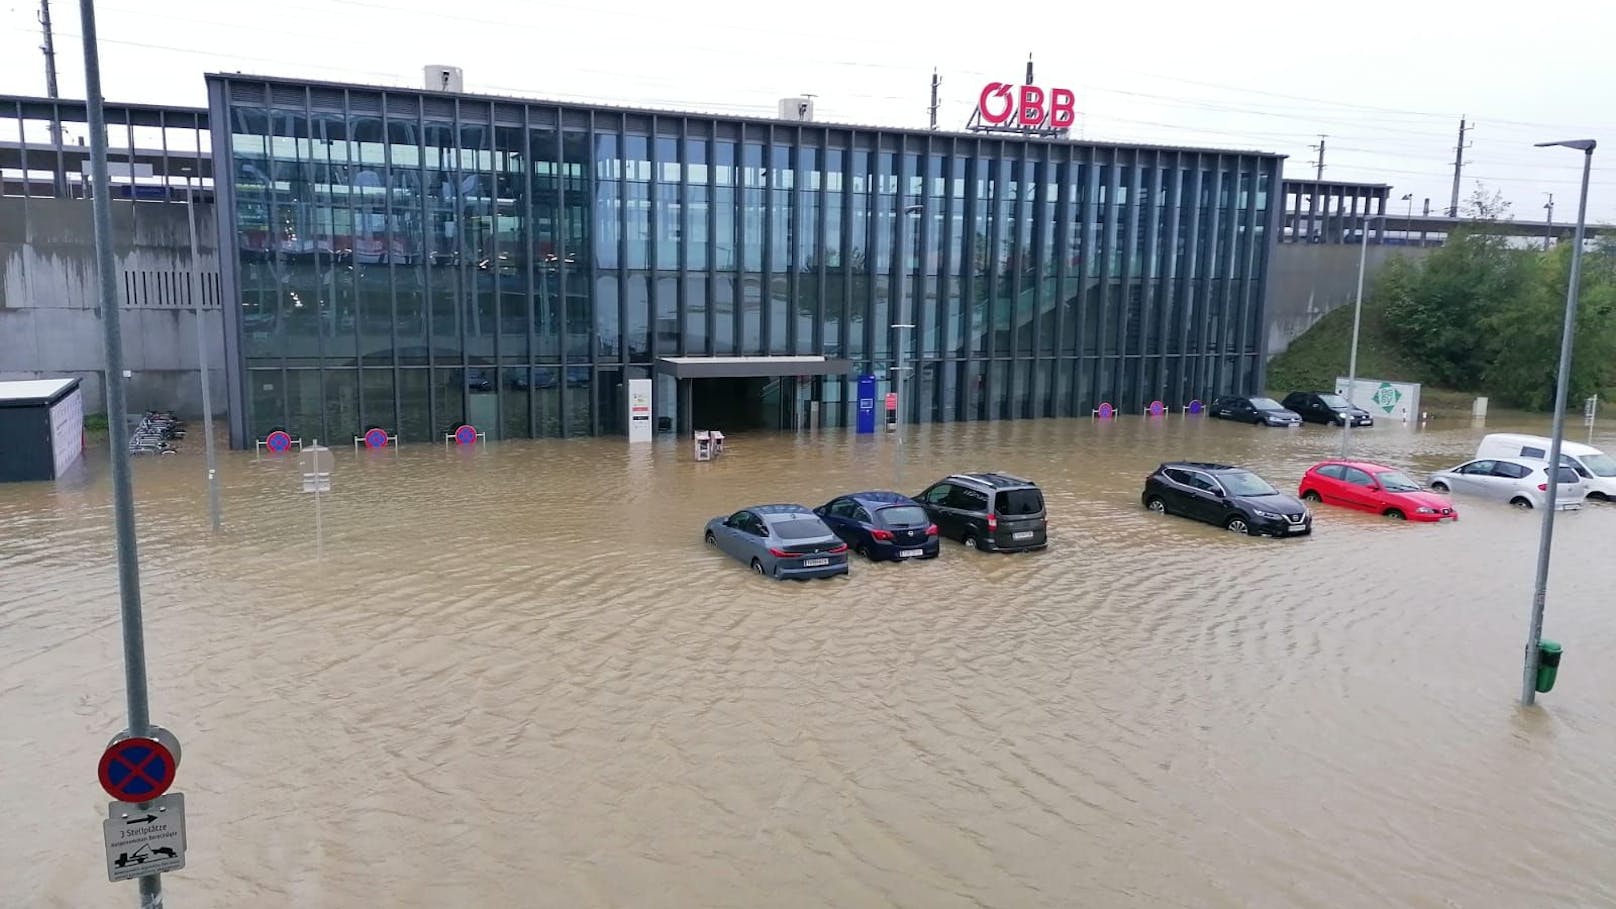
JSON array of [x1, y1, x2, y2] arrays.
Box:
[[1210, 395, 1303, 427], [1298, 460, 1458, 521], [1428, 457, 1586, 510], [703, 505, 849, 579], [1476, 433, 1616, 501], [1142, 462, 1312, 536], [915, 473, 1048, 552], [814, 491, 939, 561], [1281, 391, 1374, 426]]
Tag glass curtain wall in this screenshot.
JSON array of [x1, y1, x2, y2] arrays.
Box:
[[215, 77, 1279, 444]]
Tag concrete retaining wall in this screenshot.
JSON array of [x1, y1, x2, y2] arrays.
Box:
[[0, 196, 226, 419], [1266, 243, 1433, 357]]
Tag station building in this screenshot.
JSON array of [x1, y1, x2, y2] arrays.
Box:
[[19, 73, 1285, 447]]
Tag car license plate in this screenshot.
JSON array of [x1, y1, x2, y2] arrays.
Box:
[[802, 558, 830, 567], [898, 549, 923, 558], [1012, 531, 1035, 540], [1287, 524, 1307, 533]]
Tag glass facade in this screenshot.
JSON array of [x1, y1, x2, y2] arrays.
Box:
[[208, 76, 1283, 446]]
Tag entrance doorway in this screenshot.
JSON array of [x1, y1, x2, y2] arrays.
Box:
[[656, 356, 853, 436], [690, 377, 799, 431]]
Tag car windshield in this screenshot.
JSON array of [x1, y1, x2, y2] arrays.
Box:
[[770, 517, 827, 539], [1219, 470, 1277, 496], [1319, 394, 1351, 409], [994, 488, 1044, 515], [877, 505, 929, 526], [1250, 397, 1283, 410], [1580, 453, 1616, 477], [1376, 470, 1421, 492]]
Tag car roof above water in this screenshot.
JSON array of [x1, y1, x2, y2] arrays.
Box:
[[1160, 461, 1244, 473], [948, 472, 1038, 489], [752, 504, 815, 517], [1479, 433, 1605, 458]]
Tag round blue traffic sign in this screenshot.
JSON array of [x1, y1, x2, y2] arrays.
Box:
[[454, 424, 477, 445], [98, 737, 176, 803], [265, 430, 292, 453], [364, 428, 389, 449]]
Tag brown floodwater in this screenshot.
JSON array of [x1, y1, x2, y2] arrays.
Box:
[[5, 413, 1616, 908]]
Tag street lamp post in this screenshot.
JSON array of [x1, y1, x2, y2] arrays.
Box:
[[1340, 210, 1381, 458], [1521, 138, 1596, 707], [1401, 192, 1413, 243], [892, 202, 923, 487], [180, 166, 222, 531]]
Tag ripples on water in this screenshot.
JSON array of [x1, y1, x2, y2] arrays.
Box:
[[4, 415, 1616, 907]]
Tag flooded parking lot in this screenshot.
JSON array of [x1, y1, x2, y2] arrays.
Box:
[[5, 413, 1616, 907]]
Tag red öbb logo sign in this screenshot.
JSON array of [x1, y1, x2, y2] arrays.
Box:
[[977, 83, 1076, 129]]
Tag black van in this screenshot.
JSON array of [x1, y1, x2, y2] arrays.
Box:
[[916, 473, 1048, 552]]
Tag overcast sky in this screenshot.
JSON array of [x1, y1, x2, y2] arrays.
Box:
[[3, 0, 1612, 222]]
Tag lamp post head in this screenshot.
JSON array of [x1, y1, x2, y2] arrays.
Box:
[[903, 203, 924, 215], [1535, 139, 1597, 152]]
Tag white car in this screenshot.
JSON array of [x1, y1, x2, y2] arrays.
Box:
[[1476, 433, 1616, 502], [1429, 456, 1586, 510]]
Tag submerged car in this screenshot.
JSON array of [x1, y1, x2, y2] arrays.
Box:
[[1298, 460, 1457, 521], [915, 473, 1048, 552], [814, 491, 939, 561], [1142, 462, 1312, 536], [704, 504, 849, 579], [1428, 457, 1586, 510], [1282, 391, 1374, 427], [1210, 395, 1303, 427]]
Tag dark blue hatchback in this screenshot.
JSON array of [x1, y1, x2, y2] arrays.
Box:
[[814, 491, 940, 562]]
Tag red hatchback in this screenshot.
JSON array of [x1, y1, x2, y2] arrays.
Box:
[[1298, 460, 1459, 522]]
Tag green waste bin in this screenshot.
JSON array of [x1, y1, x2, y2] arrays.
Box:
[[1535, 639, 1562, 694]]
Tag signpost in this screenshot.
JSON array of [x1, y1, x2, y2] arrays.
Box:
[[98, 736, 176, 804], [856, 374, 877, 434], [626, 378, 653, 443], [444, 423, 485, 447], [1586, 395, 1598, 443], [104, 793, 186, 882], [300, 441, 333, 560]]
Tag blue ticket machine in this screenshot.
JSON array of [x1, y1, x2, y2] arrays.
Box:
[[856, 374, 877, 434]]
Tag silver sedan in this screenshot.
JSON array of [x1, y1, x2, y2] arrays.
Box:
[[704, 504, 850, 580], [1429, 456, 1586, 510]]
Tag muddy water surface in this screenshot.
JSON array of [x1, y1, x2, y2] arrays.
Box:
[[4, 414, 1616, 907]]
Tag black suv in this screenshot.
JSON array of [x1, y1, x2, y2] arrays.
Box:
[[916, 473, 1048, 552], [1210, 395, 1303, 427], [1281, 391, 1374, 427], [1142, 462, 1312, 537]]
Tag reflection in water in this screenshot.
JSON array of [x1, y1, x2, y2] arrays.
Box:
[[5, 415, 1616, 907]]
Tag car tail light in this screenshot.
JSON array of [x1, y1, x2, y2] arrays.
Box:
[[768, 547, 794, 558], [987, 514, 998, 532], [1538, 483, 1548, 492], [828, 543, 849, 554], [925, 524, 938, 536], [871, 529, 894, 541]]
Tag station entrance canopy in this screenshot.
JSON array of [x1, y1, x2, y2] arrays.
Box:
[[655, 356, 853, 380]]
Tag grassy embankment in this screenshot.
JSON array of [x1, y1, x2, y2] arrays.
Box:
[[1264, 299, 1479, 418]]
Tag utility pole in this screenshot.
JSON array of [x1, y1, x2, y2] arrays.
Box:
[[39, 0, 65, 195], [928, 69, 940, 131], [1309, 135, 1327, 180], [1543, 192, 1555, 251], [79, 0, 164, 904], [1448, 117, 1470, 217]]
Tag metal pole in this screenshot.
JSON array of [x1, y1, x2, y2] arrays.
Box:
[[1341, 212, 1373, 458], [1522, 141, 1595, 706], [78, 0, 161, 904], [892, 203, 922, 488], [185, 174, 222, 531]]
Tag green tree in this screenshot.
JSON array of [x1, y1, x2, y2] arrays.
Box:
[[1376, 228, 1531, 388], [1481, 244, 1616, 409]]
